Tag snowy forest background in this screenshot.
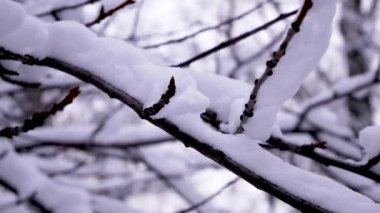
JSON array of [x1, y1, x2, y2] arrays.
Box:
[[0, 0, 380, 212]]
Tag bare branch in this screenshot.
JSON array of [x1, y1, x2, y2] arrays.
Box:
[[173, 10, 297, 68], [86, 0, 136, 27], [143, 0, 270, 49], [0, 87, 80, 138]]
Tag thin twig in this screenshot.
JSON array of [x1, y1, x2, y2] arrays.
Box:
[[143, 0, 271, 49], [0, 64, 41, 88], [0, 87, 80, 138], [173, 10, 297, 68], [86, 0, 135, 27], [177, 178, 239, 213]]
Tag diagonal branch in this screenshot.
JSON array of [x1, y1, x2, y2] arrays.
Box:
[[85, 0, 136, 27], [176, 178, 239, 213], [0, 87, 80, 138], [173, 10, 297, 68]]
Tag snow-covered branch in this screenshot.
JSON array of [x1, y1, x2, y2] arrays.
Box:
[[2, 0, 380, 212]]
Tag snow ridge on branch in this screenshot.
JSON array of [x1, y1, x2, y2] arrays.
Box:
[[223, 0, 338, 141], [236, 0, 313, 134]]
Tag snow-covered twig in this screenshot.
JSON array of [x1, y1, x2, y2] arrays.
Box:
[[295, 65, 380, 130], [236, 0, 313, 134], [263, 137, 380, 182]]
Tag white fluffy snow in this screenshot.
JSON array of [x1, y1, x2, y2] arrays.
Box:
[[191, 71, 252, 132], [0, 0, 209, 119], [1, 17, 49, 56], [0, 1, 26, 39]]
